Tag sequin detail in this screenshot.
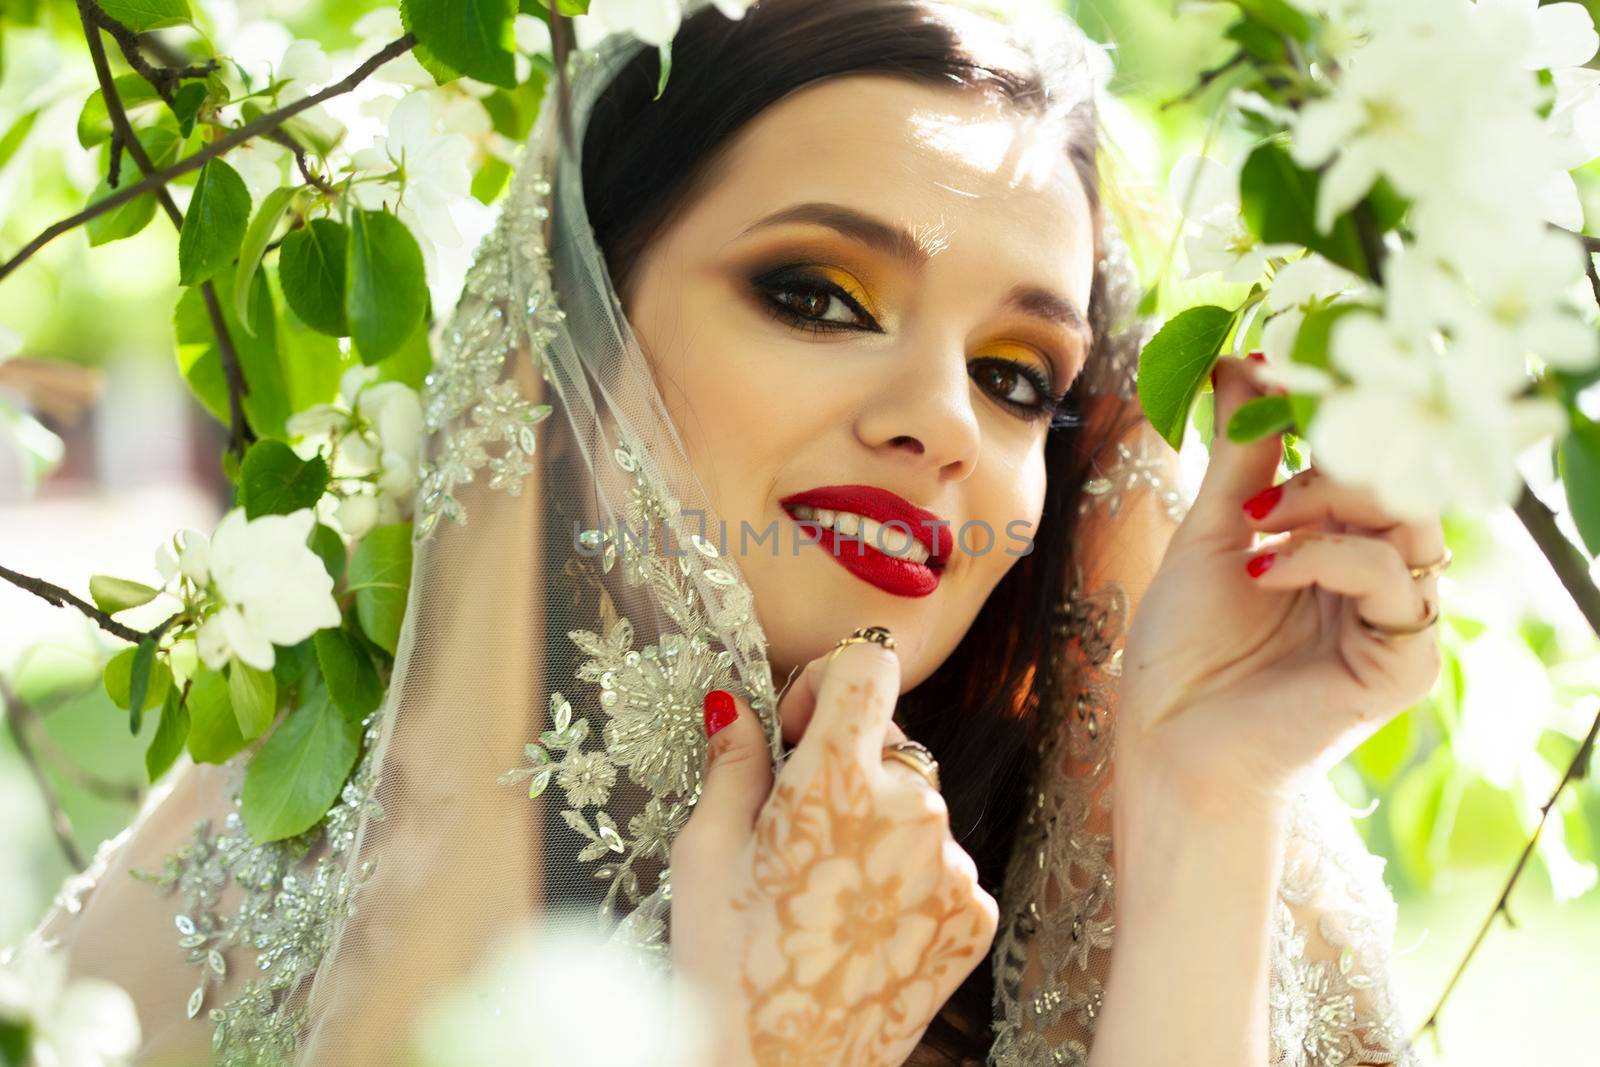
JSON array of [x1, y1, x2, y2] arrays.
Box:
[[128, 716, 382, 1065]]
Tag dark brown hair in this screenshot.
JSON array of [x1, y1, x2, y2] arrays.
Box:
[[561, 1, 1145, 1060]]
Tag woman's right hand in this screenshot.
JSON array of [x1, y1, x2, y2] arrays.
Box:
[[670, 632, 998, 1067]]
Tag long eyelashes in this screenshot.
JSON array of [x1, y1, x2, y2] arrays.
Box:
[[749, 266, 1076, 425]]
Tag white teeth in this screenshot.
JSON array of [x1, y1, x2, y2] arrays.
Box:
[[788, 506, 933, 565], [877, 524, 912, 555]]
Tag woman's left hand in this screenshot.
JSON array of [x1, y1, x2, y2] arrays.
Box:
[[1114, 354, 1445, 820]]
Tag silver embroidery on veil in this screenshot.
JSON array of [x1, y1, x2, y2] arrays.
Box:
[[11, 3, 1425, 1063]]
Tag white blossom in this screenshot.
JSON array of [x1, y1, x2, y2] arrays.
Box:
[[275, 39, 331, 105], [1305, 257, 1568, 520], [286, 367, 423, 540], [1465, 0, 1599, 71], [351, 9, 437, 89], [0, 940, 141, 1067], [514, 13, 553, 56], [349, 90, 475, 255], [193, 508, 341, 673], [577, 0, 683, 48], [1169, 154, 1296, 283], [1291, 13, 1539, 234], [1430, 224, 1600, 374], [226, 140, 290, 206]]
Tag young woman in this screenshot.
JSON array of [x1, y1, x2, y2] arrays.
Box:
[[14, 2, 1436, 1064]]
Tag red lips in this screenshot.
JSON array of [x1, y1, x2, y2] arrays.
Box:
[[776, 485, 953, 598], [778, 484, 953, 567]]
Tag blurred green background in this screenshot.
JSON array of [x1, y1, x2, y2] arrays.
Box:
[[1, 1, 1597, 1063]]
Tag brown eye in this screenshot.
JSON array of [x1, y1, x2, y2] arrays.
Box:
[[975, 362, 1041, 406], [969, 356, 1060, 423], [775, 285, 843, 323], [750, 266, 881, 335]]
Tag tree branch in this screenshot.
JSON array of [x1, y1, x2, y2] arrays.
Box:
[[1408, 487, 1600, 1044], [92, 6, 334, 198], [1412, 703, 1599, 1044], [77, 0, 255, 457], [1514, 481, 1600, 635], [90, 4, 217, 99], [0, 33, 416, 284], [0, 563, 181, 645]]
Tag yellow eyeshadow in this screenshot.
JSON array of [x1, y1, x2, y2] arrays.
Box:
[[977, 339, 1051, 380], [812, 265, 879, 317]]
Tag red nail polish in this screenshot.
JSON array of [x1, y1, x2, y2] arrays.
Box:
[[1247, 351, 1266, 363], [1209, 362, 1219, 390], [704, 689, 737, 738], [1246, 552, 1277, 578], [1242, 484, 1283, 520]]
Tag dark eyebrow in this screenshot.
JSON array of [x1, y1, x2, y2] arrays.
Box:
[[737, 201, 1094, 348]]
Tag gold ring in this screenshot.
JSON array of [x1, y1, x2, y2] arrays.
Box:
[[828, 625, 897, 665], [881, 740, 941, 792], [1408, 547, 1452, 580], [1357, 596, 1440, 642]]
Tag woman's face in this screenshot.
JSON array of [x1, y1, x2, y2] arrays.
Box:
[[622, 74, 1097, 716]]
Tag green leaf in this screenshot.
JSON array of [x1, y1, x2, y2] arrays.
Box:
[[1137, 305, 1236, 450], [1366, 177, 1410, 233], [178, 159, 251, 286], [401, 0, 518, 89], [174, 265, 292, 439], [1287, 301, 1363, 430], [315, 624, 383, 724], [471, 156, 513, 204], [482, 73, 546, 142], [1223, 17, 1287, 63], [126, 638, 157, 732], [0, 1018, 29, 1065], [90, 574, 160, 614], [234, 184, 301, 329], [347, 523, 414, 655], [374, 311, 435, 391], [1233, 0, 1313, 41], [409, 39, 463, 85], [272, 636, 319, 692], [76, 74, 163, 148], [146, 685, 190, 781], [186, 666, 248, 763], [104, 644, 172, 715], [346, 210, 428, 365], [1558, 414, 1600, 557], [654, 40, 672, 100], [0, 106, 42, 171], [100, 0, 192, 31], [84, 122, 183, 247], [1239, 140, 1369, 277], [240, 438, 330, 518], [240, 679, 360, 842], [227, 660, 277, 739], [311, 522, 347, 584], [168, 81, 209, 137], [1226, 394, 1294, 443], [279, 218, 350, 336], [275, 267, 359, 412]]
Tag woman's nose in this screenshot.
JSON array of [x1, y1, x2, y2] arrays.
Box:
[[855, 345, 981, 481]]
